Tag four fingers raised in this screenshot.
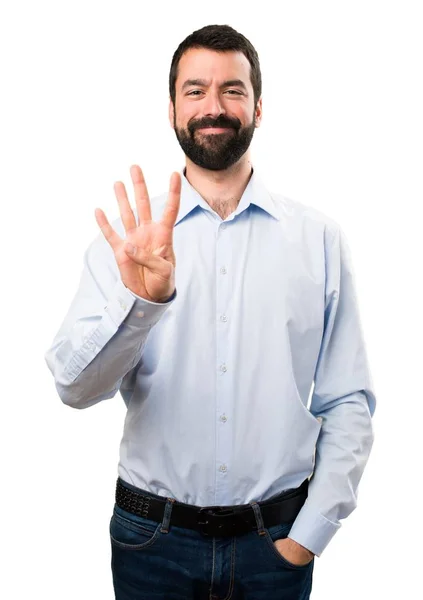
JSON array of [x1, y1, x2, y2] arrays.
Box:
[[96, 167, 181, 245]]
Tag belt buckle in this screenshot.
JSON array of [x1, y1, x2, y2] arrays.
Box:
[[197, 506, 230, 537]]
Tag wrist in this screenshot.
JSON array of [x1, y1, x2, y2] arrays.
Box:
[[290, 538, 314, 557]]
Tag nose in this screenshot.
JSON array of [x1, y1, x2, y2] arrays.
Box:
[[202, 90, 226, 118]]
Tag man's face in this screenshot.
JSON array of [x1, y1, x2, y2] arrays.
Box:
[[169, 48, 262, 171]]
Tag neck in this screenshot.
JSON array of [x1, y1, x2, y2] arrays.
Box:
[[184, 154, 253, 220]]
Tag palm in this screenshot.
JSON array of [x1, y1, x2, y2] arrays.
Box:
[[116, 220, 175, 300], [95, 165, 181, 302]]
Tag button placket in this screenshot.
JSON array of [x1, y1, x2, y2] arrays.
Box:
[[215, 220, 233, 502]]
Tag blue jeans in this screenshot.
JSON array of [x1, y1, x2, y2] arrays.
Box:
[[110, 480, 314, 599]]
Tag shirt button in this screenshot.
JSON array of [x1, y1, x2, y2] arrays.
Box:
[[220, 314, 228, 322], [220, 364, 227, 373], [220, 224, 227, 231], [220, 267, 227, 274], [219, 465, 227, 472], [220, 414, 228, 422]]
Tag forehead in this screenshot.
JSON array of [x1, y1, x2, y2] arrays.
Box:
[[176, 48, 252, 89]]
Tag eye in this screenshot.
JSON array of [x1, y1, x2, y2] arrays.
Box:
[[187, 90, 203, 96], [225, 90, 243, 95]]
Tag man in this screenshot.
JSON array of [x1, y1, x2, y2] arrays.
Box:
[[45, 24, 376, 599]]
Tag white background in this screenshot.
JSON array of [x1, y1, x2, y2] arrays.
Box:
[[1, 1, 422, 598]]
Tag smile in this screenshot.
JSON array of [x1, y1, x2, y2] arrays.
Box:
[[197, 127, 233, 134]]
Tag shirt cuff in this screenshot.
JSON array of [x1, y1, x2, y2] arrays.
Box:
[[287, 500, 341, 557], [105, 280, 176, 329]]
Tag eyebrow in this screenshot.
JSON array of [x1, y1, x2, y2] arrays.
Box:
[[181, 78, 248, 92]]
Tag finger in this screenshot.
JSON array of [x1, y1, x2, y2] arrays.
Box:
[[130, 164, 152, 223], [124, 242, 172, 273], [160, 172, 181, 229], [95, 208, 122, 252], [114, 181, 137, 233]]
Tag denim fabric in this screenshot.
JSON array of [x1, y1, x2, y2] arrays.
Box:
[[110, 484, 314, 599]]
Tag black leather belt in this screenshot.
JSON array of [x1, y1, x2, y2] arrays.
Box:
[[115, 477, 308, 537]]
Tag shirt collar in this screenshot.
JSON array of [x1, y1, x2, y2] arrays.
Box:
[[175, 165, 280, 225]]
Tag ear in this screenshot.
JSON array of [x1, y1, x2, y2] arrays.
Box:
[[255, 97, 263, 128], [169, 98, 175, 129]]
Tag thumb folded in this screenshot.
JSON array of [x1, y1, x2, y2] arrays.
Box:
[[124, 243, 137, 256]]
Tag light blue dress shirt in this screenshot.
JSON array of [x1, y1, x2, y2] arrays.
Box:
[[45, 167, 376, 556]]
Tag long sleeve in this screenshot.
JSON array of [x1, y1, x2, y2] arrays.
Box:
[[288, 225, 376, 556], [44, 231, 175, 409]]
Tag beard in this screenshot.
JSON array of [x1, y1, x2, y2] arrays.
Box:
[[173, 111, 256, 171]]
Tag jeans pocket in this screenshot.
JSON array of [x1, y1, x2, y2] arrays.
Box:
[[109, 506, 162, 550], [264, 522, 313, 571]]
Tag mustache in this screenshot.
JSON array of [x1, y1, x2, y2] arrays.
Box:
[[188, 116, 241, 134]]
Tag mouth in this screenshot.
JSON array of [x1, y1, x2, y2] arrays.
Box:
[[197, 127, 234, 134]]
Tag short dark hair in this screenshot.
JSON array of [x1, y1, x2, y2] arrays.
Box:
[[169, 24, 262, 107]]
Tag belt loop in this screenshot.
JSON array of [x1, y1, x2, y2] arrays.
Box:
[[250, 501, 266, 536], [160, 498, 176, 534]]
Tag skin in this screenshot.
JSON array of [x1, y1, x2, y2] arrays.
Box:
[[169, 48, 262, 219], [95, 47, 314, 566]]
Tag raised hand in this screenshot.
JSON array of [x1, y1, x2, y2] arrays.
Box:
[[95, 165, 181, 303]]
